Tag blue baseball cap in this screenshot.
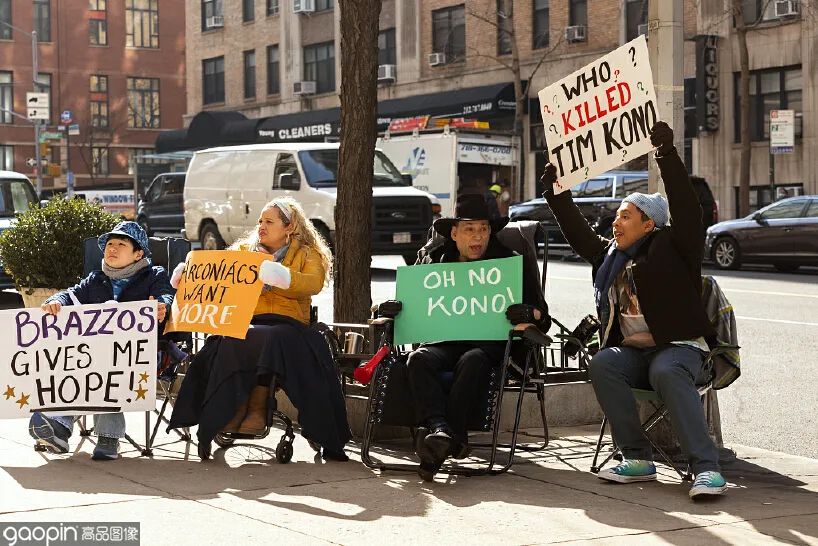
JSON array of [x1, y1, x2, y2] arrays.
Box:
[[98, 221, 151, 257]]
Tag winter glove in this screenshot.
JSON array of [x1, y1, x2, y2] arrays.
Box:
[[377, 300, 403, 319], [649, 121, 674, 156], [170, 262, 186, 289], [540, 163, 558, 198], [259, 260, 292, 289], [506, 304, 542, 326]]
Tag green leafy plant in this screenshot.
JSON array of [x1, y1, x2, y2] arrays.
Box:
[[0, 197, 120, 291]]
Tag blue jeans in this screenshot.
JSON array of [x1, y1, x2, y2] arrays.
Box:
[[50, 413, 126, 439], [589, 344, 719, 474]]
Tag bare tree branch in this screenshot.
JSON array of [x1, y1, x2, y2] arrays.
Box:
[[465, 46, 515, 72], [522, 37, 565, 97]]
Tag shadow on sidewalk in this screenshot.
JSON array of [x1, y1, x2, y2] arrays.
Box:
[[4, 434, 817, 544]]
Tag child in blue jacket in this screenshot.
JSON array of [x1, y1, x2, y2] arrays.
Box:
[[28, 221, 174, 460]]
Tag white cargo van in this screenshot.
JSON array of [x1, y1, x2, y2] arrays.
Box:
[[0, 171, 39, 288], [183, 143, 439, 263], [377, 128, 517, 216]]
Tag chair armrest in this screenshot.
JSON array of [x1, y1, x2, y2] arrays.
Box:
[[511, 325, 552, 347]]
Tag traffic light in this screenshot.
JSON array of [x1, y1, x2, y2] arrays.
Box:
[[39, 142, 50, 157], [47, 164, 61, 177]]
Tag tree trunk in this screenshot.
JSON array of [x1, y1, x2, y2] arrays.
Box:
[[734, 0, 752, 218], [335, 0, 382, 323]]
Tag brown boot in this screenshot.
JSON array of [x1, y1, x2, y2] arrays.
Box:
[[238, 386, 269, 435], [222, 400, 248, 433]]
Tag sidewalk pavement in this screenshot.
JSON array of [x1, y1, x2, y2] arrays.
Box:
[[1, 415, 817, 545]]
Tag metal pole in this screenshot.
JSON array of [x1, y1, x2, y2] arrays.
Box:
[[769, 151, 775, 206], [31, 30, 43, 196], [647, 0, 684, 194]]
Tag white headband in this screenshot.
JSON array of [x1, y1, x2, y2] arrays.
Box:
[[271, 200, 293, 222]]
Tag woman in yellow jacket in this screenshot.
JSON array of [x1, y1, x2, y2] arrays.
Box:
[[169, 197, 350, 461]]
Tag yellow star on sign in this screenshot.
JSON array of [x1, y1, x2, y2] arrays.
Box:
[[3, 385, 14, 400], [138, 372, 150, 384], [134, 385, 148, 401], [16, 393, 30, 409]]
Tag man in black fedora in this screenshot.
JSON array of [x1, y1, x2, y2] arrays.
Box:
[[378, 193, 551, 481]]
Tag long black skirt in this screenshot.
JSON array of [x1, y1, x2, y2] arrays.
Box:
[[168, 314, 351, 453]]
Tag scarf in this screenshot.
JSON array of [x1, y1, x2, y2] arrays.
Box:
[[101, 257, 151, 280], [593, 237, 647, 343]]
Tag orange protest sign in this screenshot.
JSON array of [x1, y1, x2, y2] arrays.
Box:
[[164, 250, 266, 339]]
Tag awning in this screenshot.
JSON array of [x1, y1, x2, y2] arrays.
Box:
[[186, 111, 247, 149], [377, 82, 516, 128], [257, 108, 341, 142], [156, 82, 519, 151], [222, 117, 264, 144], [155, 129, 188, 154], [155, 111, 251, 153]]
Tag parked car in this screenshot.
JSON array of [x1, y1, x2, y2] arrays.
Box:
[[705, 195, 818, 271], [136, 172, 186, 235], [511, 171, 717, 253], [0, 171, 39, 289]]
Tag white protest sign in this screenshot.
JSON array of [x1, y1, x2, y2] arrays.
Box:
[[0, 301, 158, 418], [538, 35, 658, 193]]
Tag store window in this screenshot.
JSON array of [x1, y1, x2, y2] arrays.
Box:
[[734, 66, 802, 142]]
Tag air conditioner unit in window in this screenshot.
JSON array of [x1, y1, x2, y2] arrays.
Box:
[[428, 53, 446, 67], [293, 80, 317, 96], [774, 0, 799, 17], [377, 64, 397, 83], [293, 0, 315, 14], [205, 15, 224, 28], [565, 25, 587, 43], [637, 23, 648, 36]]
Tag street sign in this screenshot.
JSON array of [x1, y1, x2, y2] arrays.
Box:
[[39, 131, 62, 141], [60, 110, 73, 124], [25, 158, 46, 168], [770, 109, 795, 154], [68, 123, 80, 136], [26, 92, 50, 121]]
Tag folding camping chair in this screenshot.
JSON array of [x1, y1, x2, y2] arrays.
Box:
[[359, 221, 556, 476], [49, 235, 194, 457], [590, 276, 741, 480]]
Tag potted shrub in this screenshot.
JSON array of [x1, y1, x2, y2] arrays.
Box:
[[0, 197, 120, 308]]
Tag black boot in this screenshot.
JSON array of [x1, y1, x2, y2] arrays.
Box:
[[423, 422, 455, 462], [414, 426, 442, 482]]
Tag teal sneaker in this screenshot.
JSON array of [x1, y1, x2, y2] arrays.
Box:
[[689, 471, 727, 499], [598, 459, 657, 483]]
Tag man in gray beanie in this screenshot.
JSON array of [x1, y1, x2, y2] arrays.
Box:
[[541, 121, 725, 500]]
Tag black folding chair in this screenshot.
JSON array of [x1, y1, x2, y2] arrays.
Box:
[[78, 236, 192, 456], [359, 221, 554, 476]]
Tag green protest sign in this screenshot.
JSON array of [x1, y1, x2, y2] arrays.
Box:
[[394, 256, 523, 345]]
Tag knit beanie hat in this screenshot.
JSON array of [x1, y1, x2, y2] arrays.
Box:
[[622, 192, 670, 228]]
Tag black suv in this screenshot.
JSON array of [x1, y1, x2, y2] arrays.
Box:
[[510, 171, 717, 252], [136, 172, 185, 235]]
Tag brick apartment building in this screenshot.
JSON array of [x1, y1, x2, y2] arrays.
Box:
[[0, 0, 185, 193], [169, 0, 815, 218]]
